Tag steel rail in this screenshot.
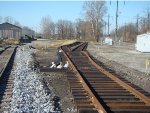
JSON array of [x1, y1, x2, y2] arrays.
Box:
[[69, 42, 84, 51], [61, 42, 150, 112], [60, 46, 107, 113], [82, 51, 150, 106], [0, 46, 17, 78], [0, 46, 17, 112]]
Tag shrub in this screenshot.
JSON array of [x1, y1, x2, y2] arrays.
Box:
[[3, 38, 20, 45]]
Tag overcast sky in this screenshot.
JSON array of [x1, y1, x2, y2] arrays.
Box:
[[0, 1, 149, 33]]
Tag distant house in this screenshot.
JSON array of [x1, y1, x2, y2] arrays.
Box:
[[0, 22, 22, 39]]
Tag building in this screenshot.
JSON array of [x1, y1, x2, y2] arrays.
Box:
[[0, 22, 22, 39], [136, 33, 150, 52], [104, 37, 113, 45]]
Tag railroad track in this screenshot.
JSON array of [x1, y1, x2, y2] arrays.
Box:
[[61, 42, 150, 113], [0, 46, 17, 112], [0, 46, 10, 55]]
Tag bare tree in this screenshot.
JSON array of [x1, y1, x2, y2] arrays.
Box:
[[56, 20, 75, 39], [76, 19, 84, 40], [1, 16, 21, 27], [76, 19, 93, 41], [4, 16, 13, 23], [83, 1, 106, 42], [144, 7, 150, 32], [112, 23, 136, 42], [138, 6, 150, 34], [0, 16, 2, 23], [56, 20, 65, 39], [68, 22, 75, 39], [14, 21, 21, 27], [64, 20, 75, 39], [124, 23, 136, 42], [41, 16, 55, 39]]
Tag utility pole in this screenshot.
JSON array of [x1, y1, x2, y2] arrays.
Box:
[[110, 0, 125, 41], [148, 13, 150, 31], [105, 21, 107, 36], [144, 18, 146, 32], [137, 14, 139, 35], [124, 23, 126, 42], [115, 0, 118, 42], [108, 14, 110, 36]]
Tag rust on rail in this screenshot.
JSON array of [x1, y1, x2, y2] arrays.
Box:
[[60, 42, 150, 113], [82, 51, 150, 106], [61, 46, 107, 113]]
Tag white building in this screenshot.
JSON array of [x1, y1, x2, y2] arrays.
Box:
[[104, 37, 113, 45], [136, 33, 150, 52]]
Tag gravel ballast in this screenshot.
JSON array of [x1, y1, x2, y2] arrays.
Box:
[[34, 47, 77, 113], [9, 46, 60, 113], [87, 43, 150, 93]]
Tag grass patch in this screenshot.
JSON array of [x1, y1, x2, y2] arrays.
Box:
[[32, 39, 77, 49], [2, 38, 20, 45]]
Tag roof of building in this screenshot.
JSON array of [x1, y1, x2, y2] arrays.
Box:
[[0, 22, 22, 30]]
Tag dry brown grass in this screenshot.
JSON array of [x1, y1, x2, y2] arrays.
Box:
[[2, 38, 20, 45], [0, 39, 3, 44], [32, 40, 77, 49]]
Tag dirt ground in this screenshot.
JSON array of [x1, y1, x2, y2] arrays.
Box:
[[34, 48, 77, 113], [33, 41, 150, 112], [87, 42, 150, 93]]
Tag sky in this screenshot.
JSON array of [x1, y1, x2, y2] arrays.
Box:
[[106, 1, 150, 33], [0, 1, 150, 33]]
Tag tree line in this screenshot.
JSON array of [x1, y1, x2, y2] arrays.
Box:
[[41, 1, 150, 43], [41, 1, 106, 42], [110, 7, 150, 43], [2, 1, 150, 43], [0, 16, 21, 27]]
